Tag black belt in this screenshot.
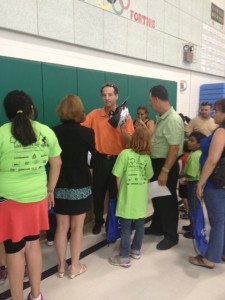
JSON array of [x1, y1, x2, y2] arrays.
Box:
[[96, 152, 117, 160]]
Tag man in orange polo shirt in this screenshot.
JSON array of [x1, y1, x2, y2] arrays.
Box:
[[82, 83, 134, 234]]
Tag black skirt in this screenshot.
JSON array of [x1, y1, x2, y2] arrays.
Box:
[[54, 194, 92, 215]]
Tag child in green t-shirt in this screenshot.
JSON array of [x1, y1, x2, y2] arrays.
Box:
[[183, 131, 206, 239], [178, 140, 191, 221], [109, 127, 154, 268]]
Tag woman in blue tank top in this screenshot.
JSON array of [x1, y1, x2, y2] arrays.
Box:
[[189, 99, 225, 269]]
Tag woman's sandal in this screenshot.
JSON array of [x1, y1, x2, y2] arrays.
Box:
[[188, 255, 215, 269], [68, 263, 87, 279], [58, 270, 65, 278], [58, 262, 68, 278]]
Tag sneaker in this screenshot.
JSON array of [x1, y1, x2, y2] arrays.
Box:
[[92, 224, 102, 235], [178, 205, 187, 213], [92, 220, 105, 235], [108, 255, 131, 268], [180, 212, 189, 219], [183, 231, 194, 239], [156, 238, 178, 250], [47, 240, 54, 246], [23, 265, 29, 283], [182, 224, 191, 232], [0, 266, 7, 284], [27, 292, 44, 300], [130, 250, 141, 260]]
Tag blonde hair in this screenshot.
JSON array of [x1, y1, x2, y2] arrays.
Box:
[[56, 95, 85, 123], [130, 127, 151, 155]]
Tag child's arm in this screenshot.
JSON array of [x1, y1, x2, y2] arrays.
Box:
[[47, 156, 62, 208], [116, 177, 121, 190]]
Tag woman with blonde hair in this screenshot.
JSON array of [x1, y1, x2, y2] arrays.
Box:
[[53, 95, 95, 278]]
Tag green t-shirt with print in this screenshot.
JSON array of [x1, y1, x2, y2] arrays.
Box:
[[112, 149, 153, 219], [184, 149, 201, 181], [0, 121, 61, 203]]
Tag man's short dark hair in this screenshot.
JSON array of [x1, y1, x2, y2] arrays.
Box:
[[200, 101, 212, 108], [101, 83, 119, 95], [150, 85, 168, 101]]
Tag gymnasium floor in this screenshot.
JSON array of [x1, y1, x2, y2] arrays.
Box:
[[1, 203, 225, 300]]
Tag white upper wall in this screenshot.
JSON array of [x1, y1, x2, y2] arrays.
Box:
[[0, 0, 225, 76]]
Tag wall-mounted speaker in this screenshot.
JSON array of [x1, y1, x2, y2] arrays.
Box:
[[183, 44, 194, 63]]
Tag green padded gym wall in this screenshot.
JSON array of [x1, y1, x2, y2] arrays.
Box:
[[42, 63, 78, 127], [77, 68, 105, 115], [0, 56, 43, 125], [0, 56, 177, 126]]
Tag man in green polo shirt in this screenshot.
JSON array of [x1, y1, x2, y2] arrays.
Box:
[[145, 85, 184, 250]]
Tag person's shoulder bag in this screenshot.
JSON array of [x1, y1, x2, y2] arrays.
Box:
[[209, 157, 225, 189]]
